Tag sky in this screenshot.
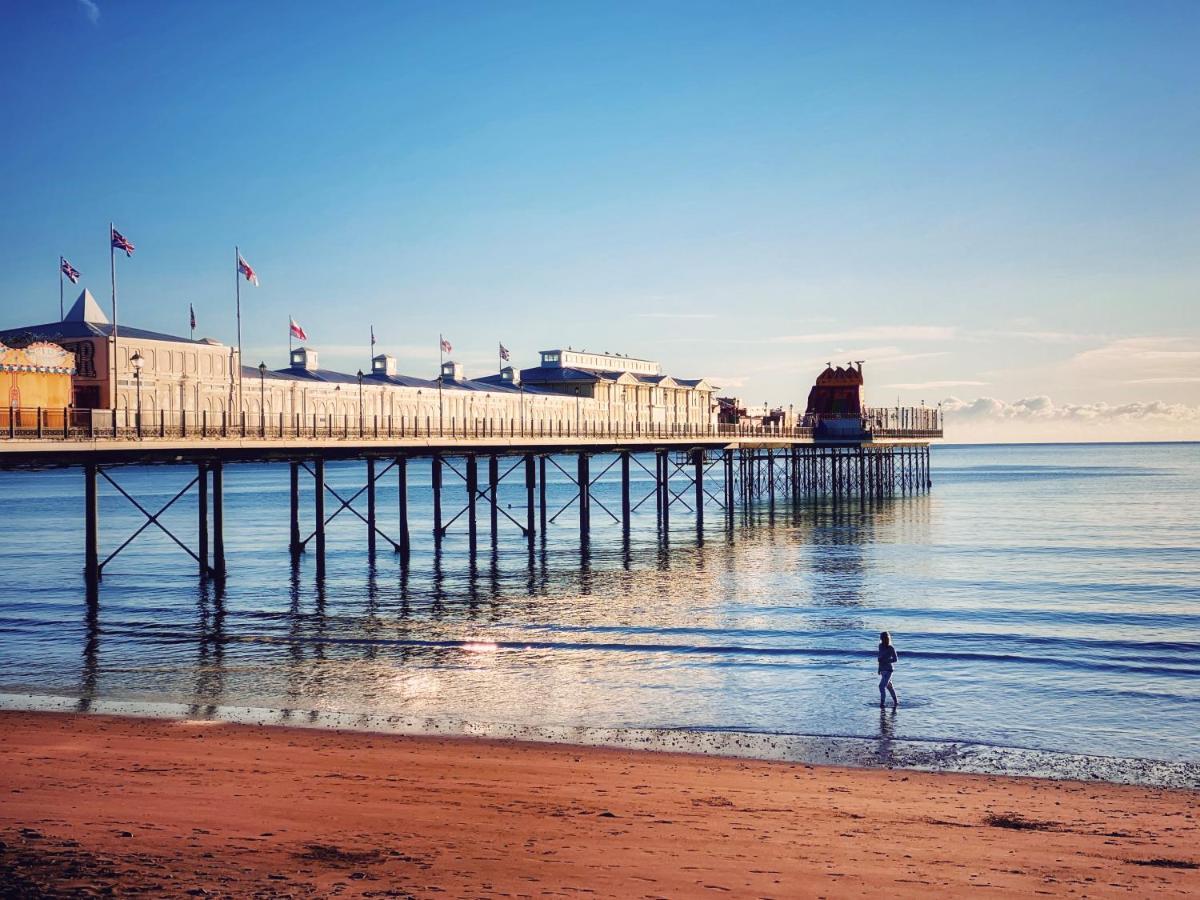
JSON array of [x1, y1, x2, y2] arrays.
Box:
[[1, 1, 1197, 441]]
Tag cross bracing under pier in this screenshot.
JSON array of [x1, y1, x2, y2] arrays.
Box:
[[2, 421, 939, 597]]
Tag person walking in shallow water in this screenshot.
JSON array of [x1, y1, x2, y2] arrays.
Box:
[[877, 631, 899, 708]]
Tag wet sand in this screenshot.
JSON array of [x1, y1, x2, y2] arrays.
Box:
[[1, 711, 1196, 898]]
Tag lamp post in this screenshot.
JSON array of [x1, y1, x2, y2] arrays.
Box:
[[519, 384, 525, 436], [357, 370, 364, 436], [574, 385, 581, 435], [130, 350, 144, 437], [258, 362, 267, 437]]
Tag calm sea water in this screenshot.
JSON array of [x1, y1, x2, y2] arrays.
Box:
[[0, 443, 1197, 763]]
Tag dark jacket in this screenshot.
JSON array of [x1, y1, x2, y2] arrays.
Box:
[[877, 644, 898, 674]]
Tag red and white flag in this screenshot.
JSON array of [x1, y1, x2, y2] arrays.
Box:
[[238, 254, 259, 286], [440, 335, 452, 354], [289, 317, 307, 341]]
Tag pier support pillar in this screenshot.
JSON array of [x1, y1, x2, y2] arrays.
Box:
[[723, 449, 734, 516], [768, 450, 776, 506], [289, 461, 301, 556], [538, 455, 547, 537], [578, 453, 590, 543], [620, 451, 631, 533], [657, 449, 670, 531], [366, 458, 377, 554], [397, 456, 410, 562], [84, 463, 99, 591], [432, 455, 443, 546], [525, 454, 536, 543], [489, 454, 499, 544], [313, 458, 325, 578], [466, 455, 478, 555], [212, 461, 226, 580], [693, 448, 704, 527], [198, 462, 209, 577]]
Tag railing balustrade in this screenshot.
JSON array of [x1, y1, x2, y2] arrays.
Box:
[[0, 405, 941, 443]]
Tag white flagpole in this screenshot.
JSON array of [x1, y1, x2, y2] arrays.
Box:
[[110, 223, 119, 411], [289, 314, 293, 355], [59, 256, 64, 321], [438, 334, 444, 435], [235, 245, 243, 415]]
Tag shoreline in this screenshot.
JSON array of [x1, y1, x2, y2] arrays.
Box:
[[3, 690, 1198, 790], [2, 708, 1197, 897]]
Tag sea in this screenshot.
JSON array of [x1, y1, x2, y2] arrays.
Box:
[[1, 442, 1197, 782]]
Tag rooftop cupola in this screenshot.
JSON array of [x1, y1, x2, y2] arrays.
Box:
[[372, 353, 397, 377], [290, 346, 319, 371]]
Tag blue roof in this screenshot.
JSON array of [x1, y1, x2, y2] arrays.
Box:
[[0, 320, 205, 345]]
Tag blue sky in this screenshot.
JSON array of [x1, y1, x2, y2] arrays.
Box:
[[2, 1, 1197, 439]]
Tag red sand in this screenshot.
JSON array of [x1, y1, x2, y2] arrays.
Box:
[[1, 711, 1196, 898]]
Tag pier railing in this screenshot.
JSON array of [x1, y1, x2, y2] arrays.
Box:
[[0, 406, 942, 444]]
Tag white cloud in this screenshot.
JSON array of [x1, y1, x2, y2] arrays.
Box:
[[78, 0, 100, 24], [941, 394, 1200, 422], [939, 393, 1200, 441]]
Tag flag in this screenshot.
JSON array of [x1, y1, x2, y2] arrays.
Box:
[[440, 336, 452, 354], [238, 254, 259, 286], [60, 258, 81, 284], [371, 325, 376, 348], [289, 317, 308, 341], [499, 342, 510, 361], [111, 227, 134, 256], [189, 304, 196, 331]]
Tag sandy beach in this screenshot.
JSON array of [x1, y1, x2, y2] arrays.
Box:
[[0, 711, 1196, 897]]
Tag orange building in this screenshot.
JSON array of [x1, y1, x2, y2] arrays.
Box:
[[1, 340, 76, 429]]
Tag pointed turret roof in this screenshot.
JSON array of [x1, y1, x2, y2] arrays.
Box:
[[64, 288, 109, 324]]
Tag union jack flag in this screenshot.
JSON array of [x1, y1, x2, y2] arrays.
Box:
[[110, 227, 134, 256], [440, 336, 452, 354], [499, 342, 510, 361], [60, 257, 81, 283], [238, 254, 259, 286]]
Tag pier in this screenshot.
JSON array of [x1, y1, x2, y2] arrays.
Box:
[[0, 406, 939, 597]]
